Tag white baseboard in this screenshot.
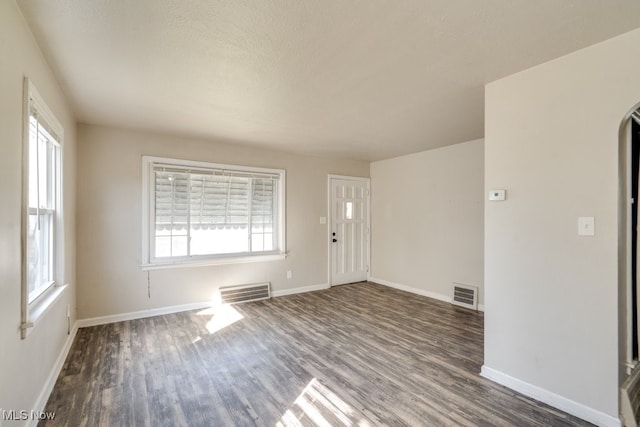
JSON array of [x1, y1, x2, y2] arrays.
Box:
[[29, 322, 79, 427], [481, 365, 620, 427], [272, 283, 330, 298], [77, 301, 215, 328], [368, 277, 485, 312], [77, 284, 332, 328]]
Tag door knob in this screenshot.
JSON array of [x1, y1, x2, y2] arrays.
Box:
[[332, 238, 337, 243]]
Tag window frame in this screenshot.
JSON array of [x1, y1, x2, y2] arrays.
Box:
[[141, 156, 287, 269], [21, 78, 66, 339]]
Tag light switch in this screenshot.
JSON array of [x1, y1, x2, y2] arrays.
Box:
[[578, 217, 595, 236], [320, 216, 327, 225], [489, 189, 506, 201]]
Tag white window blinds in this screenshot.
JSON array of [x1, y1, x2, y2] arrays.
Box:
[[149, 162, 282, 261]]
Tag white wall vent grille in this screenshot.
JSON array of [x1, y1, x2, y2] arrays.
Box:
[[220, 282, 270, 305], [452, 283, 478, 310]]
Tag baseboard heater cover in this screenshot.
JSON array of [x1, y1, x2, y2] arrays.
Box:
[[451, 283, 478, 310], [219, 282, 271, 304]]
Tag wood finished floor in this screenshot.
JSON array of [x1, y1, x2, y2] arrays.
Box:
[[41, 282, 592, 426]]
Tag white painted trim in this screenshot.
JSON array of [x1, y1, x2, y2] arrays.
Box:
[[327, 176, 331, 286], [141, 155, 286, 267], [77, 301, 215, 328], [370, 277, 451, 303], [29, 321, 79, 427], [327, 174, 370, 181], [480, 365, 620, 427], [23, 284, 68, 338], [272, 283, 330, 298], [369, 277, 485, 312], [78, 283, 333, 328], [21, 78, 66, 340], [141, 253, 287, 270]]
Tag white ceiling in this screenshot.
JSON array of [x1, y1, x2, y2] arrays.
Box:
[[18, 1, 640, 161]]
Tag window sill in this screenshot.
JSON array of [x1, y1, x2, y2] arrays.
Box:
[[141, 253, 287, 271], [22, 283, 68, 339]]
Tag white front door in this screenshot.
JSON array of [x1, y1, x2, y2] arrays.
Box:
[[329, 176, 369, 286]]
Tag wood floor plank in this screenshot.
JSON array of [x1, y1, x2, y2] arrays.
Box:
[[40, 282, 593, 426]]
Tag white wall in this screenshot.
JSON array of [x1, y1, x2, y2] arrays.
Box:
[[76, 124, 369, 320], [370, 139, 484, 306], [0, 1, 77, 422], [484, 28, 640, 425]]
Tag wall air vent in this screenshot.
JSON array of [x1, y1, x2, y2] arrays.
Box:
[[220, 282, 271, 305], [452, 283, 478, 310]]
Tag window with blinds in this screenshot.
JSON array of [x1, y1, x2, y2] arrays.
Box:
[[142, 157, 285, 267]]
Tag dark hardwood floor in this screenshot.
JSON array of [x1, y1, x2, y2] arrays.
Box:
[[41, 282, 592, 426]]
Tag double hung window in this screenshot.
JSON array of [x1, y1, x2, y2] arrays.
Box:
[[24, 81, 62, 304], [21, 79, 64, 338]]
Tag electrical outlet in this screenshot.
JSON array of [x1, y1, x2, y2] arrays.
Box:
[[286, 270, 292, 279]]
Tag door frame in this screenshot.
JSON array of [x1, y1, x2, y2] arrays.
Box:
[[327, 174, 371, 287], [621, 106, 640, 375], [619, 105, 640, 426]]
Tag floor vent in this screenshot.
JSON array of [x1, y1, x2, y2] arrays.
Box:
[[452, 283, 478, 310], [220, 282, 271, 305], [621, 364, 640, 427]]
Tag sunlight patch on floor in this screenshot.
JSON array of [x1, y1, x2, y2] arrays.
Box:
[[277, 378, 372, 427], [195, 304, 244, 335]]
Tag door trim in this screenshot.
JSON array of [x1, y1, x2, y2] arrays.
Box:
[[327, 174, 371, 287]]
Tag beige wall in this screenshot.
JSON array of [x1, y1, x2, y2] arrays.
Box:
[[369, 139, 484, 306], [484, 28, 640, 423], [76, 124, 369, 319], [0, 0, 77, 420]]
